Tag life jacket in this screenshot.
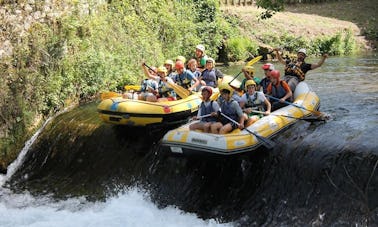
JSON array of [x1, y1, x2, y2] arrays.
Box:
[[220, 99, 238, 125], [199, 101, 217, 122], [260, 77, 270, 94], [140, 79, 157, 92], [175, 71, 192, 89], [245, 92, 264, 111], [158, 80, 174, 98], [201, 69, 217, 88], [271, 81, 287, 100], [284, 61, 306, 81]]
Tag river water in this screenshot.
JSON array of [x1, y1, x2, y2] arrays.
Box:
[[0, 54, 377, 226]]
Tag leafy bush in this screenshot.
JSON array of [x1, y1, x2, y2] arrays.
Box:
[[224, 37, 259, 61]]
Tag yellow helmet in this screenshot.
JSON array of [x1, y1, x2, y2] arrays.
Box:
[[244, 79, 256, 90], [157, 66, 168, 73], [218, 82, 234, 94], [164, 59, 174, 67], [243, 66, 254, 74], [176, 55, 186, 63]]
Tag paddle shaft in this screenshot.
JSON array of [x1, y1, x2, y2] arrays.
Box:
[[266, 95, 322, 116], [250, 110, 309, 120], [219, 112, 275, 149]]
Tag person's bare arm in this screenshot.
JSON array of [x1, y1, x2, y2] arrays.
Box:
[[274, 48, 286, 65], [311, 53, 328, 70]]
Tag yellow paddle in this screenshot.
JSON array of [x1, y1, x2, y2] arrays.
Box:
[[228, 55, 263, 85], [100, 91, 122, 100]]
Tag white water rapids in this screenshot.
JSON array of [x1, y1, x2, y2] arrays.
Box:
[[0, 117, 231, 227]]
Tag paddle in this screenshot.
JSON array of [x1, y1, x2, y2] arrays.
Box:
[[250, 110, 325, 122], [228, 55, 263, 85], [219, 111, 275, 149], [100, 91, 122, 100], [143, 63, 190, 99], [266, 95, 324, 117]]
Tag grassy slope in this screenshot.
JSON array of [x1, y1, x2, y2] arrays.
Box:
[[221, 0, 376, 51]]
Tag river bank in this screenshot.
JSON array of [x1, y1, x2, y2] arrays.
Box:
[[222, 0, 376, 52]]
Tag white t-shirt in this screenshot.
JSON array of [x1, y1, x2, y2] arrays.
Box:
[[240, 91, 266, 104]]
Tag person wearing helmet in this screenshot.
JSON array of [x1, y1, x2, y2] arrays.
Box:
[[142, 63, 177, 102], [195, 44, 208, 71], [122, 64, 158, 101], [175, 55, 186, 64], [211, 83, 244, 134], [189, 86, 220, 132], [260, 63, 275, 93], [174, 60, 200, 93], [164, 59, 176, 79], [199, 57, 217, 88], [187, 58, 202, 91], [230, 65, 261, 93], [266, 70, 292, 111], [273, 47, 328, 92], [240, 80, 271, 126]]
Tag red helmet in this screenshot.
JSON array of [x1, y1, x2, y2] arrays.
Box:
[[175, 60, 184, 69], [201, 86, 212, 96], [270, 70, 280, 80]]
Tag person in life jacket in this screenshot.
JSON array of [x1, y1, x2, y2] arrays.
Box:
[[189, 86, 220, 132], [274, 48, 328, 92], [239, 80, 271, 126], [174, 60, 200, 92], [199, 57, 217, 88], [195, 44, 208, 71], [163, 59, 176, 80], [232, 66, 262, 93], [260, 63, 275, 94], [266, 70, 293, 111], [142, 63, 177, 102], [211, 83, 244, 134], [187, 58, 202, 91], [122, 65, 159, 101]]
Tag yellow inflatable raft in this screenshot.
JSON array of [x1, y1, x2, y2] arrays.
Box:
[[97, 88, 220, 127], [160, 82, 322, 155]]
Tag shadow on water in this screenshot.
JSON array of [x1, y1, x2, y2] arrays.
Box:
[[5, 54, 378, 226]]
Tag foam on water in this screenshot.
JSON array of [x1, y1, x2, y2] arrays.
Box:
[[0, 187, 231, 227]]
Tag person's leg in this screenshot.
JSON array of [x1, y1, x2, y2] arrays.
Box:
[[285, 76, 298, 93], [219, 123, 233, 134], [246, 115, 260, 127], [203, 122, 212, 133], [189, 122, 203, 131], [211, 122, 223, 134]]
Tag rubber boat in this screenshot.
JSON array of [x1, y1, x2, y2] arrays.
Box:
[[160, 82, 321, 156], [97, 88, 220, 127]]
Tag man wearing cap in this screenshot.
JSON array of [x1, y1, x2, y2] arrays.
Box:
[[274, 48, 328, 92], [260, 63, 275, 94]]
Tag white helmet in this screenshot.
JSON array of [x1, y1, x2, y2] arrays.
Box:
[[196, 44, 205, 52], [298, 48, 307, 56]]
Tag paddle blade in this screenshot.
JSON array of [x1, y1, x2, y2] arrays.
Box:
[[246, 55, 262, 66], [167, 82, 190, 99], [246, 128, 275, 149], [100, 91, 122, 100]]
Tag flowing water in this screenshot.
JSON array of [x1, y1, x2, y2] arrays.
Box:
[[0, 54, 377, 226]]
